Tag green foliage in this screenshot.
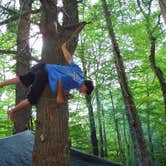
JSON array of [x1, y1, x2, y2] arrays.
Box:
[[0, 110, 13, 138], [0, 0, 166, 165], [75, 0, 166, 165]]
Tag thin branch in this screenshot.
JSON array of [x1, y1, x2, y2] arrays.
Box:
[[148, 0, 153, 15], [66, 22, 88, 43], [15, 54, 41, 63], [0, 49, 16, 54], [0, 49, 40, 63], [0, 4, 17, 14], [136, 0, 147, 18], [0, 8, 40, 26]]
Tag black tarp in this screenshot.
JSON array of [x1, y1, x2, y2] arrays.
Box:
[[0, 130, 124, 166]]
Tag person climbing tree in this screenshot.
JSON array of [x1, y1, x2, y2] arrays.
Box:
[[0, 42, 94, 121]]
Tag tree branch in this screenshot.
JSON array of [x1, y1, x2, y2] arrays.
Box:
[[0, 49, 40, 63], [0, 49, 16, 54], [0, 8, 41, 26], [66, 22, 88, 42], [0, 4, 17, 15]]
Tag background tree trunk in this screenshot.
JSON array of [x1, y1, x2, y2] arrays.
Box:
[[15, 0, 32, 133], [101, 0, 151, 165], [86, 95, 99, 156], [158, 0, 166, 25], [32, 0, 83, 165], [96, 89, 104, 157], [80, 40, 99, 156], [149, 37, 166, 114], [137, 0, 166, 114], [125, 106, 142, 166], [122, 111, 131, 166], [109, 89, 125, 162], [101, 104, 108, 157]]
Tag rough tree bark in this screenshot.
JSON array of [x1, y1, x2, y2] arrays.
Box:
[[15, 0, 32, 133], [32, 0, 85, 165], [101, 0, 151, 165]]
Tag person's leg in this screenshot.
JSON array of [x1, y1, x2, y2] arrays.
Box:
[[0, 77, 21, 88], [8, 99, 30, 121], [18, 63, 45, 88], [0, 63, 45, 89], [7, 63, 47, 121], [27, 67, 48, 105]]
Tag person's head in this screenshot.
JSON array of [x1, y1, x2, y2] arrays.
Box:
[[77, 80, 94, 96]]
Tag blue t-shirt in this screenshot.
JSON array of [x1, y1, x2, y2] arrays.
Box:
[[46, 61, 84, 92]]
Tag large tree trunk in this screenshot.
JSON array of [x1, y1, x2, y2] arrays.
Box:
[[158, 0, 166, 25], [32, 0, 82, 165], [15, 0, 32, 133], [101, 0, 151, 165]]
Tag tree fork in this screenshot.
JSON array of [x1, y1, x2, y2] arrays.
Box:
[[32, 1, 86, 165]]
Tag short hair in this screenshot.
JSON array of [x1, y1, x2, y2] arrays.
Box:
[[84, 80, 94, 96]]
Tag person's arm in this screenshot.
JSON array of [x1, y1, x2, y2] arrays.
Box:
[[56, 79, 65, 104], [61, 42, 72, 64]]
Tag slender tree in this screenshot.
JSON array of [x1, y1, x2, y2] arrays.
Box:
[[93, 45, 105, 157], [137, 0, 166, 114], [109, 88, 125, 162], [145, 87, 154, 161], [96, 89, 105, 157], [122, 110, 131, 166], [86, 95, 99, 156], [101, 104, 108, 157], [79, 41, 99, 155], [101, 0, 151, 165]]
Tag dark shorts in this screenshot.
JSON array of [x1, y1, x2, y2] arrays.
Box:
[[19, 63, 48, 105]]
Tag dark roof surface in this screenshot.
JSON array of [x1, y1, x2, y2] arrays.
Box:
[[0, 130, 123, 166]]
